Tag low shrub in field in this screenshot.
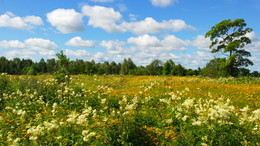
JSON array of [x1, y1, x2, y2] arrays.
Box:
[[0, 74, 259, 145]]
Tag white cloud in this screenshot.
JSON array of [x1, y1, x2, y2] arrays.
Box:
[[249, 54, 260, 71], [81, 5, 194, 34], [174, 51, 214, 69], [90, 52, 109, 62], [150, 0, 179, 7], [191, 35, 211, 51], [39, 50, 56, 56], [100, 40, 127, 54], [46, 9, 84, 33], [161, 35, 189, 51], [90, 0, 114, 2], [96, 34, 215, 68], [127, 34, 188, 52], [0, 40, 25, 49], [246, 32, 260, 53], [121, 17, 195, 35], [82, 5, 124, 33], [25, 38, 58, 51], [23, 16, 43, 26], [65, 37, 95, 48], [4, 49, 37, 59], [65, 49, 91, 57], [128, 34, 161, 47], [0, 12, 43, 30], [0, 38, 58, 52]]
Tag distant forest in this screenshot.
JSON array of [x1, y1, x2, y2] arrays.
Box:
[[0, 56, 259, 77]]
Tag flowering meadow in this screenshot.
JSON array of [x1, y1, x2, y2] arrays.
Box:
[[0, 73, 259, 145]]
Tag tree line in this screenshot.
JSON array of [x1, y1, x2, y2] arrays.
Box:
[[0, 55, 259, 77], [0, 56, 198, 76]]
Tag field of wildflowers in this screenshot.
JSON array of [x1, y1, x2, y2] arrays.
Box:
[[0, 73, 259, 145]]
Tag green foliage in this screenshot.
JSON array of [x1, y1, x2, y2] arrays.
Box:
[[146, 59, 163, 75], [172, 64, 186, 76], [163, 59, 175, 75], [205, 19, 253, 77], [202, 58, 228, 78], [56, 51, 70, 68], [55, 51, 70, 84], [120, 58, 136, 75]]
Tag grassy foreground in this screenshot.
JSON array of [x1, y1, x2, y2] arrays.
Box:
[[0, 74, 259, 145]]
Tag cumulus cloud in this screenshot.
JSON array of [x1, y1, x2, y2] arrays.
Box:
[[245, 32, 260, 53], [0, 38, 58, 51], [25, 38, 58, 51], [81, 5, 194, 34], [0, 12, 43, 30], [191, 35, 211, 51], [150, 0, 179, 7], [0, 40, 25, 49], [121, 17, 195, 35], [89, 52, 111, 62], [65, 37, 95, 48], [161, 35, 189, 51], [39, 50, 56, 56], [4, 50, 37, 59], [127, 34, 188, 51], [46, 9, 84, 33], [100, 40, 127, 54], [95, 34, 216, 68], [82, 5, 124, 33], [128, 34, 161, 47], [65, 49, 91, 57]]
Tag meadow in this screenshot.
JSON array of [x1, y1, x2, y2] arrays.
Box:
[[0, 73, 259, 145]]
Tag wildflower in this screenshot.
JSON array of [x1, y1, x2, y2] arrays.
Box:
[[125, 104, 134, 111], [202, 136, 208, 142], [165, 118, 173, 124], [52, 103, 58, 109], [252, 109, 260, 120], [201, 143, 208, 146], [29, 136, 38, 141], [12, 138, 20, 146], [82, 130, 89, 137], [192, 120, 202, 126], [101, 98, 106, 104], [43, 121, 58, 131], [66, 111, 78, 123], [27, 125, 45, 136], [83, 131, 96, 142], [83, 107, 92, 115], [76, 115, 87, 125], [182, 98, 194, 109], [182, 115, 188, 121]]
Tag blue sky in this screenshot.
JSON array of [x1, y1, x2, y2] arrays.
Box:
[[0, 0, 260, 71]]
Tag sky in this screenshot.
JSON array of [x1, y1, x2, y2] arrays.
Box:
[[0, 0, 260, 71]]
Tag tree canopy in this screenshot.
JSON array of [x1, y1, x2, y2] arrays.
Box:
[[205, 18, 253, 77]]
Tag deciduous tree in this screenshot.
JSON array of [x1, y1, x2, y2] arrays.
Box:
[[205, 19, 253, 76]]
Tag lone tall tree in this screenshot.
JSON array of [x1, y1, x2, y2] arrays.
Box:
[[205, 19, 253, 76]]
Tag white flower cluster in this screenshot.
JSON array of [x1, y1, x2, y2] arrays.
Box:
[[82, 130, 96, 142], [27, 125, 45, 141], [43, 120, 59, 132]]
